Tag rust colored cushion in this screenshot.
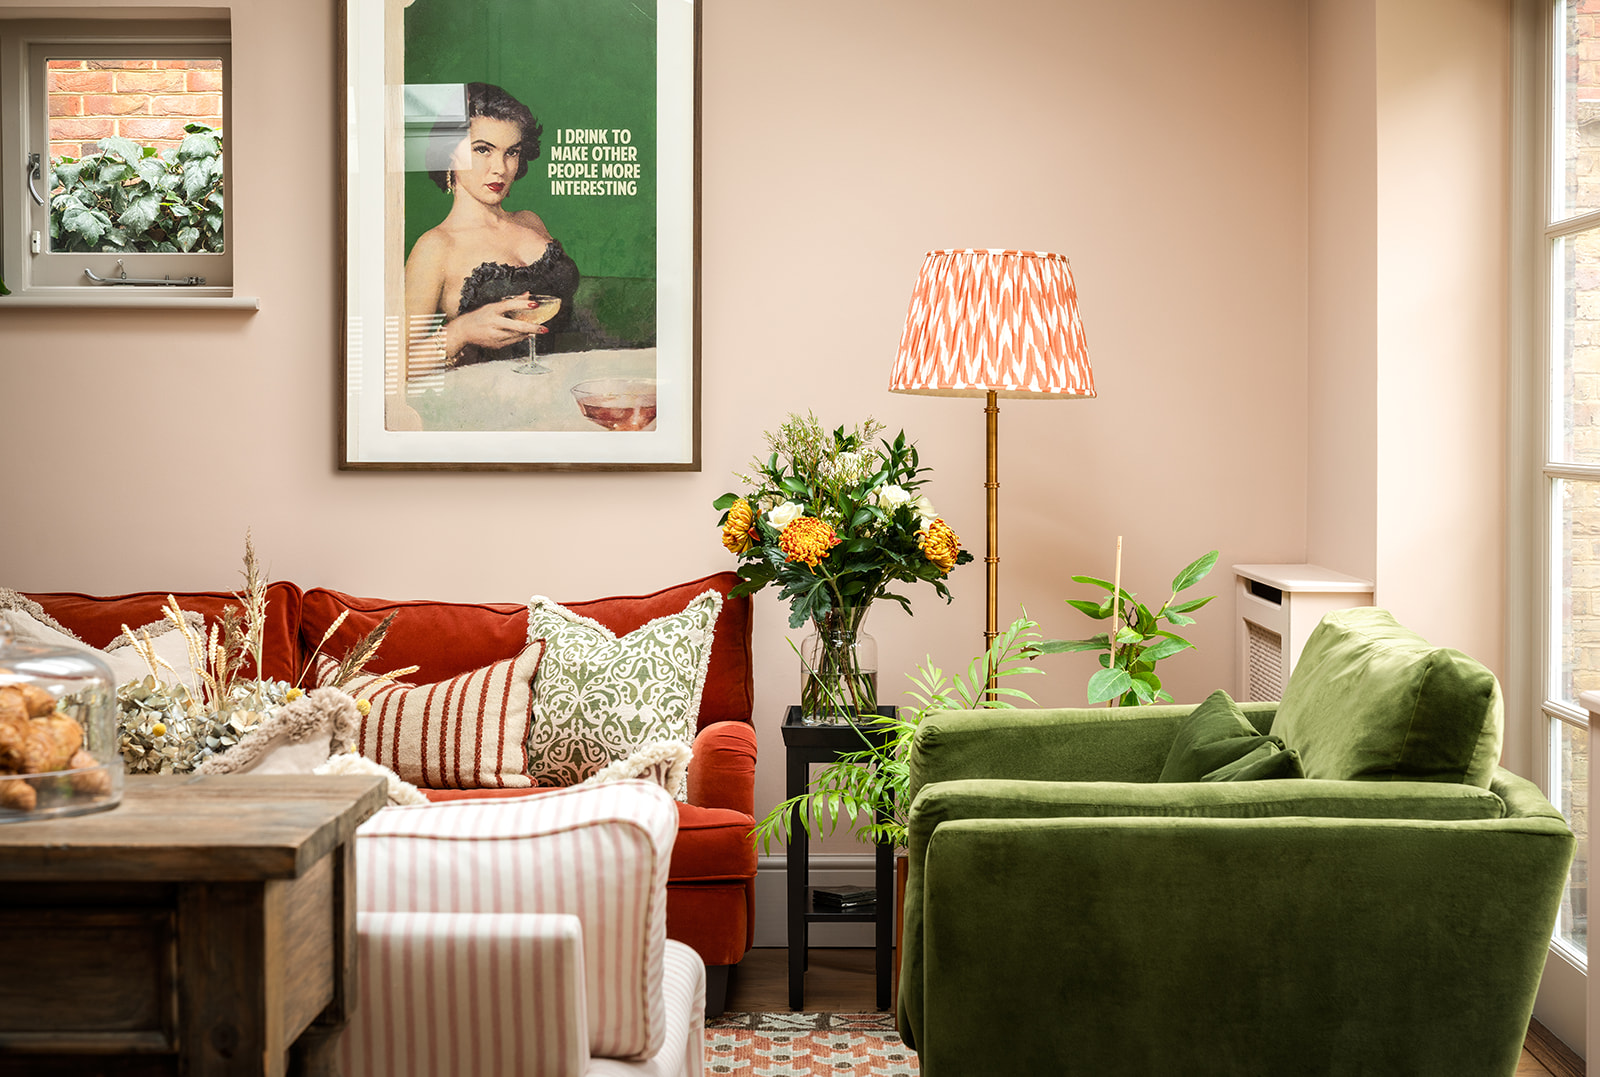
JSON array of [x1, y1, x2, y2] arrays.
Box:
[[26, 582, 304, 683], [669, 802, 759, 882], [298, 572, 754, 731]]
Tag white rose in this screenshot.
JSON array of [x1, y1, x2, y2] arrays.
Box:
[[912, 495, 937, 528], [874, 484, 913, 512], [768, 501, 805, 529]]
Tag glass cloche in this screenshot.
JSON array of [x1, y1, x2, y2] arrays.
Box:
[[0, 619, 123, 822]]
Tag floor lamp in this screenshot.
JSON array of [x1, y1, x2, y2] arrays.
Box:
[[887, 249, 1095, 673]]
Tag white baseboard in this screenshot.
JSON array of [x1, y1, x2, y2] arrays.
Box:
[[752, 853, 879, 948]]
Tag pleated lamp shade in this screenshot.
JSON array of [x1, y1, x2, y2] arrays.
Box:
[[888, 249, 1095, 399]]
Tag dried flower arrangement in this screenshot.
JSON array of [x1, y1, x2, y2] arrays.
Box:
[[115, 533, 415, 774]]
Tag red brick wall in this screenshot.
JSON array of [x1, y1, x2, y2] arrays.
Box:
[[47, 58, 222, 159]]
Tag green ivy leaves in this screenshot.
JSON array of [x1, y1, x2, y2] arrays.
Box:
[[48, 123, 224, 255]]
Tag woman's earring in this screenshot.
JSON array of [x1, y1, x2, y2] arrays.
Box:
[[446, 171, 456, 194]]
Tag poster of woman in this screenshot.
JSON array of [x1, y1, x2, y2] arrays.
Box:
[[341, 0, 698, 470]]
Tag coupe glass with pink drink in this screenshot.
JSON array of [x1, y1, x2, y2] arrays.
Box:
[[511, 295, 563, 375]]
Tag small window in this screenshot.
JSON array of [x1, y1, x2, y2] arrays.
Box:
[[0, 18, 232, 300]]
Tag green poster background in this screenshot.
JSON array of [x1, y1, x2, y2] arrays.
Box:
[[402, 0, 657, 286]]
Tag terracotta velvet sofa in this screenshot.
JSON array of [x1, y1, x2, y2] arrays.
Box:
[[26, 571, 757, 1013]]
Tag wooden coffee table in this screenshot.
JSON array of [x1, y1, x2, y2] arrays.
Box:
[[0, 773, 388, 1076]]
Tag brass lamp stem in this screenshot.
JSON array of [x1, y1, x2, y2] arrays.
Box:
[[985, 390, 999, 697]]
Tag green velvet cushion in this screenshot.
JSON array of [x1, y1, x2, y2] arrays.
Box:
[[1158, 689, 1290, 782], [1272, 608, 1503, 788], [1202, 740, 1304, 781]]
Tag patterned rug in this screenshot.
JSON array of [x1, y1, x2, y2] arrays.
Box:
[[705, 1012, 918, 1075]]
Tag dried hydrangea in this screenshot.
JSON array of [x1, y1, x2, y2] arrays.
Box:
[[118, 677, 207, 774], [117, 676, 294, 774]]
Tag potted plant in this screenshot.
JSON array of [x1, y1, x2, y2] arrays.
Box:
[[1031, 540, 1218, 706]]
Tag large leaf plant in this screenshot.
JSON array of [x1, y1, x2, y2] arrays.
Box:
[[1032, 548, 1218, 707], [49, 123, 224, 254]]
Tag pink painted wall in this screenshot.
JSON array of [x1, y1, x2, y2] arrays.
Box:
[[1306, 0, 1513, 764], [1307, 0, 1379, 586], [1373, 0, 1510, 692], [0, 0, 1509, 847]]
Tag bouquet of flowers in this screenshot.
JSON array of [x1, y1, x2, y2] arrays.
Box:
[[713, 413, 972, 718]]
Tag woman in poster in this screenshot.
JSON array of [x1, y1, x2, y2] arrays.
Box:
[[403, 82, 580, 374]]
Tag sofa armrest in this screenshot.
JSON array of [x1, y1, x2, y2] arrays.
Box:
[[686, 720, 756, 817], [342, 911, 590, 1077], [909, 705, 1178, 799], [355, 782, 676, 1062], [909, 702, 1285, 799]]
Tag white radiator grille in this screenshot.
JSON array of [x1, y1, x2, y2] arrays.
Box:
[[1245, 620, 1284, 702]]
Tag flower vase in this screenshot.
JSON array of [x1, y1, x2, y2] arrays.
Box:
[[799, 604, 878, 726]]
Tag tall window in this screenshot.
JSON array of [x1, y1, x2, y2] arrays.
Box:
[[0, 18, 231, 298], [1538, 0, 1600, 963]]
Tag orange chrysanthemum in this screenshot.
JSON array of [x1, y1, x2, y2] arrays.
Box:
[[779, 516, 839, 569], [918, 518, 962, 573], [721, 498, 758, 554]]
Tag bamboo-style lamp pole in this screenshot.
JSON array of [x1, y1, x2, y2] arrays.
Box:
[[889, 249, 1096, 687]]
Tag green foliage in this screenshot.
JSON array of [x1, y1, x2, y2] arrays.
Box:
[[714, 413, 974, 630], [751, 615, 1042, 853], [48, 124, 224, 254], [1032, 549, 1218, 707]]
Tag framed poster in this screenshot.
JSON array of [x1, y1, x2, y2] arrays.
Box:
[[341, 0, 699, 470]]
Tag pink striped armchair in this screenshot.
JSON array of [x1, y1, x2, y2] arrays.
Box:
[[339, 781, 705, 1077]]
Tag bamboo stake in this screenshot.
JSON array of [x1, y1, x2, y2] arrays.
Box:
[[1109, 536, 1123, 707]]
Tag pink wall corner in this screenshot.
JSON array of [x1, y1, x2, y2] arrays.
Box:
[[1374, 0, 1511, 689], [1306, 0, 1512, 724], [1307, 0, 1380, 586]]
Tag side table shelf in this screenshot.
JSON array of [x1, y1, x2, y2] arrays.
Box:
[[780, 705, 898, 1012]]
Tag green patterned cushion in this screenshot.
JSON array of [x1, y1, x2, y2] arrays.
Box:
[[524, 589, 721, 795]]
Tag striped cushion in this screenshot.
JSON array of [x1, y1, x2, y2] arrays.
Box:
[[355, 781, 677, 1061], [320, 641, 544, 789]]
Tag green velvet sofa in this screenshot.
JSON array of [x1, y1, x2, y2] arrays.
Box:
[[898, 609, 1575, 1077]]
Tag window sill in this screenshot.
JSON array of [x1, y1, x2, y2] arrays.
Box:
[[0, 293, 258, 311]]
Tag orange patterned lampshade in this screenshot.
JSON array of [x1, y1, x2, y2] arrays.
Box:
[[888, 249, 1095, 399]]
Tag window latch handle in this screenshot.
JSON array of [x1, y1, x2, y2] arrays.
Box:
[[26, 153, 44, 207], [84, 259, 206, 287]]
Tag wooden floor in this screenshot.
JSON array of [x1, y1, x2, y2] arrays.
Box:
[[726, 946, 881, 1014], [727, 947, 1571, 1076]]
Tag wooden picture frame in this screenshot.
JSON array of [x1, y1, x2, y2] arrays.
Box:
[[340, 0, 699, 471]]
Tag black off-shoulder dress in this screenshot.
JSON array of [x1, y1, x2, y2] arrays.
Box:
[[452, 240, 581, 365]]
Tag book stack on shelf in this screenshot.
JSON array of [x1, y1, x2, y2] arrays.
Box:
[[812, 884, 875, 913]]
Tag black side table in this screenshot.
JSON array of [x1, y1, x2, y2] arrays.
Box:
[[780, 704, 898, 1011]]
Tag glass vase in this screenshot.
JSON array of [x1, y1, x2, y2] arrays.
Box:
[[799, 604, 878, 726]]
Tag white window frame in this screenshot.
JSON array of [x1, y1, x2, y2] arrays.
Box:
[[1511, 0, 1592, 1054], [0, 16, 248, 307]]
